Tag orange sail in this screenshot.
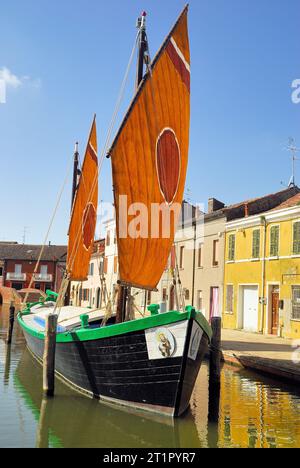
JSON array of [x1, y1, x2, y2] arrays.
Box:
[[109, 6, 190, 290], [67, 116, 98, 281]]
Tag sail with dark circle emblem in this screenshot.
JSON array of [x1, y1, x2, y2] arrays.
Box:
[[67, 117, 98, 281], [109, 6, 190, 291]]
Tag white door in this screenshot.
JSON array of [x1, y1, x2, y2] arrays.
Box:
[[242, 286, 258, 332]]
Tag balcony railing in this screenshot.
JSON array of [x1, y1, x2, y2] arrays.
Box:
[[33, 273, 53, 282], [6, 272, 26, 281]]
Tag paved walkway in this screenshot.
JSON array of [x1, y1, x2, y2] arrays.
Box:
[[221, 329, 300, 384]]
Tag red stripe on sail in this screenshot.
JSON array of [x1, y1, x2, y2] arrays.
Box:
[[166, 41, 190, 92], [88, 143, 98, 164]]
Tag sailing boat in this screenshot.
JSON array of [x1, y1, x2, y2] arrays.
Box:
[[18, 5, 212, 417]]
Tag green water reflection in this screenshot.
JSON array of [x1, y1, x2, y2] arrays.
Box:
[[1, 305, 300, 448]]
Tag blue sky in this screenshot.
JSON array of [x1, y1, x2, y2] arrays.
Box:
[[0, 0, 299, 244]]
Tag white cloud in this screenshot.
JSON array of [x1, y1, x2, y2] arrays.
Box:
[[0, 67, 41, 89], [0, 67, 22, 88]]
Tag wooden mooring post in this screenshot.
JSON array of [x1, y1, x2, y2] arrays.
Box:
[[209, 317, 222, 384], [208, 317, 222, 424], [6, 302, 15, 345], [43, 314, 58, 397]]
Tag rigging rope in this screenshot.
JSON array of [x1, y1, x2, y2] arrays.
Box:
[[23, 157, 74, 305], [55, 31, 140, 315]]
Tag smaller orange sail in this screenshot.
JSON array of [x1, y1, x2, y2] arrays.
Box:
[[67, 116, 98, 281]]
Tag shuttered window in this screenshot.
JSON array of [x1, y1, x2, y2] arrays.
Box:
[[114, 256, 118, 274], [252, 229, 260, 258], [293, 222, 300, 255], [106, 231, 111, 247], [103, 257, 108, 274], [197, 290, 203, 311], [213, 240, 219, 266], [270, 225, 279, 257], [226, 285, 233, 313], [179, 246, 184, 269], [198, 244, 203, 268], [228, 234, 235, 261], [292, 286, 300, 320]]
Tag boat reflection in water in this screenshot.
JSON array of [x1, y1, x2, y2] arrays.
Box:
[[7, 307, 300, 448], [12, 346, 300, 448], [15, 350, 202, 448]]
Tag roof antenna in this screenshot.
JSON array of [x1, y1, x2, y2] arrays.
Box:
[[286, 138, 299, 187], [280, 138, 300, 188], [22, 226, 29, 244]]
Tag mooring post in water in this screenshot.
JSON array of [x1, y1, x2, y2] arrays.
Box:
[[43, 314, 58, 397], [209, 316, 222, 384], [36, 398, 50, 448], [208, 317, 222, 425], [6, 302, 15, 345]]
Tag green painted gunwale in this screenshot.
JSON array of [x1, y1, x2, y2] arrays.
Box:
[[17, 308, 212, 344]]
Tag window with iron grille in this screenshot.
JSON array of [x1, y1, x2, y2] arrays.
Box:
[[270, 225, 279, 257], [292, 286, 300, 320], [252, 229, 260, 258], [228, 234, 235, 261], [293, 222, 300, 255], [226, 285, 233, 313]]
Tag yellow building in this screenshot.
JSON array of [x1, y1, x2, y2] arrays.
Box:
[[223, 193, 300, 339]]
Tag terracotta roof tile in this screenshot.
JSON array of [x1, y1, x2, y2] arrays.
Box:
[[0, 243, 67, 261]]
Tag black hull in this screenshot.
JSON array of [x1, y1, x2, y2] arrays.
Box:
[[15, 350, 202, 448], [22, 318, 208, 417]]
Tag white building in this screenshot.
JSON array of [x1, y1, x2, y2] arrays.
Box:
[[71, 239, 105, 308]]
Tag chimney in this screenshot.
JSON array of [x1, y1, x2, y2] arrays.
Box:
[[244, 203, 249, 217], [208, 198, 225, 214]]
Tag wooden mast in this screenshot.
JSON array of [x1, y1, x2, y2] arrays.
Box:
[[64, 142, 80, 306], [71, 142, 80, 210], [116, 11, 148, 323]]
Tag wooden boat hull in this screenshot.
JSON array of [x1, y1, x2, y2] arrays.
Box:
[[18, 310, 210, 417], [15, 350, 202, 448]]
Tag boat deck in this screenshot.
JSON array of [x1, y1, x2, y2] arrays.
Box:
[[22, 303, 110, 333]]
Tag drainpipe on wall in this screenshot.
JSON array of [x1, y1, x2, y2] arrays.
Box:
[[191, 209, 197, 308], [260, 216, 267, 333]]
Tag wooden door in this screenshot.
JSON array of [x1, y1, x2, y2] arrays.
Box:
[[271, 290, 279, 335]]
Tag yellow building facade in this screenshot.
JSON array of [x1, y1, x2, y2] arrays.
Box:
[[223, 198, 300, 339]]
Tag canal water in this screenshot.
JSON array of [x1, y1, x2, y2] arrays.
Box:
[[1, 304, 300, 448]]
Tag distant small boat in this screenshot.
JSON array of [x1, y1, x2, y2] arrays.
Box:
[[18, 5, 212, 417]]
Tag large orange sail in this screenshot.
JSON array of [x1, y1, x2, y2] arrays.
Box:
[[109, 6, 190, 290], [67, 117, 98, 281]]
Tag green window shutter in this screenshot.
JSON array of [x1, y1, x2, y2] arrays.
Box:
[[292, 286, 300, 319], [228, 234, 235, 261], [270, 226, 279, 257], [252, 229, 260, 258], [293, 222, 300, 255]]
